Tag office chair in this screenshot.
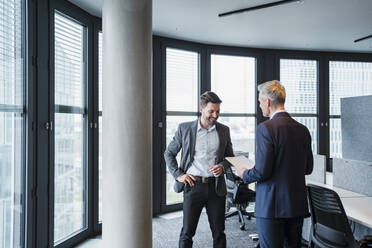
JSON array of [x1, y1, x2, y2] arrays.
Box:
[[225, 166, 256, 230], [307, 184, 372, 248]]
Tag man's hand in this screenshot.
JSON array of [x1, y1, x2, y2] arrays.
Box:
[[209, 164, 223, 177], [237, 167, 248, 179], [177, 174, 196, 187]]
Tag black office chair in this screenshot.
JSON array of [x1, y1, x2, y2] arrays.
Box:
[[307, 184, 372, 248], [225, 166, 256, 230]]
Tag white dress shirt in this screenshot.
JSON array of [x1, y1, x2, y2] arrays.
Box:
[[270, 109, 286, 119], [187, 121, 219, 177]]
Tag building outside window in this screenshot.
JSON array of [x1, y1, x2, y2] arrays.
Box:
[[54, 12, 87, 243], [329, 61, 372, 158]]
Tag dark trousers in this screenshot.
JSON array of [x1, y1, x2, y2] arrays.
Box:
[[179, 181, 226, 248], [256, 216, 304, 248]]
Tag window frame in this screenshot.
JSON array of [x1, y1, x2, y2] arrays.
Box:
[[160, 40, 203, 213], [207, 48, 259, 157], [326, 53, 372, 166], [93, 21, 102, 234], [49, 1, 96, 247]]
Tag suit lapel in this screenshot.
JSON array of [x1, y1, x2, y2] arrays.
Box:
[[216, 123, 224, 161], [189, 120, 198, 160]]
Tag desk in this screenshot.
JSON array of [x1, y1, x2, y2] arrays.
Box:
[[306, 180, 365, 198], [341, 197, 372, 229], [306, 180, 372, 229]]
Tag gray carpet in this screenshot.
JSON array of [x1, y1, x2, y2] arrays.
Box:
[[153, 212, 259, 248]]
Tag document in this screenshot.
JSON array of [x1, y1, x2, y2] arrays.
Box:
[[226, 156, 255, 171]]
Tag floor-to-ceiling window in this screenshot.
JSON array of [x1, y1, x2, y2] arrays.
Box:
[[280, 58, 318, 153], [53, 12, 87, 244], [329, 61, 372, 158], [165, 47, 200, 206], [0, 0, 25, 247], [210, 54, 256, 158]]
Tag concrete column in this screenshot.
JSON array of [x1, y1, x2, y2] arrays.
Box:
[[102, 0, 152, 247]]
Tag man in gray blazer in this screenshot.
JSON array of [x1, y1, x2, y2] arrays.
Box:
[[164, 91, 234, 248]]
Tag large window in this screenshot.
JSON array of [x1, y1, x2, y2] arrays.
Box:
[[165, 48, 199, 205], [98, 31, 103, 223], [329, 61, 372, 158], [280, 59, 318, 153], [211, 54, 256, 158], [54, 12, 87, 243], [0, 0, 25, 247]]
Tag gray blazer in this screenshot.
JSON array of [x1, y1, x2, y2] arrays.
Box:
[[164, 119, 234, 196]]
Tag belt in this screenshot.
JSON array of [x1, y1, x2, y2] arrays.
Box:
[[193, 176, 215, 183]]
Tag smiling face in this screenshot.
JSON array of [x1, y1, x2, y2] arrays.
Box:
[[200, 102, 220, 127]]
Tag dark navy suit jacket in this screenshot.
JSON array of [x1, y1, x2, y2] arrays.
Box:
[[243, 112, 313, 218]]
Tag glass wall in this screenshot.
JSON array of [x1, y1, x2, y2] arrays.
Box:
[[54, 12, 87, 243], [165, 48, 199, 205], [280, 59, 318, 153], [0, 0, 25, 247], [211, 54, 256, 158], [329, 61, 372, 158]]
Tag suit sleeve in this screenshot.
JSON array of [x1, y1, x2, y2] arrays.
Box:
[[164, 125, 184, 179], [243, 124, 275, 184], [220, 127, 234, 171], [305, 130, 314, 175]]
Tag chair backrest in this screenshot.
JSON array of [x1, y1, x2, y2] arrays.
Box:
[[307, 184, 359, 248], [225, 166, 255, 204]]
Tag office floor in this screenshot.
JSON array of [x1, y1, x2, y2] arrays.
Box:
[[76, 209, 259, 247]]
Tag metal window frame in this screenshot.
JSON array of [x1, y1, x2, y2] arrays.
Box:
[[325, 53, 372, 170], [50, 1, 95, 247], [153, 36, 372, 215], [159, 38, 203, 213]]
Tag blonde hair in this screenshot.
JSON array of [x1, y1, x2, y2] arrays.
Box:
[[258, 80, 286, 106]]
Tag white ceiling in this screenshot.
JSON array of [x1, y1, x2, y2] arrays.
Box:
[[68, 0, 372, 52]]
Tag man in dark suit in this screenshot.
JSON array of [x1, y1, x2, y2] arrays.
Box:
[[164, 91, 234, 248], [238, 80, 313, 248]]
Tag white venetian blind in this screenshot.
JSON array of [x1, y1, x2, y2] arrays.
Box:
[[54, 12, 84, 108], [0, 0, 24, 106], [166, 48, 199, 112]]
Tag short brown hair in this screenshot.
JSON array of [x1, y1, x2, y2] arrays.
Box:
[[200, 91, 222, 107]]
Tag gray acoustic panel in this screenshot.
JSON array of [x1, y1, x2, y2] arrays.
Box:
[[341, 95, 372, 162], [333, 158, 372, 196], [306, 154, 326, 184]]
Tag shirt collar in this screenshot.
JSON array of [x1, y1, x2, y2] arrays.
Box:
[[270, 109, 286, 120], [198, 119, 216, 132]]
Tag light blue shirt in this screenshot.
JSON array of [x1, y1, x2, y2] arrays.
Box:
[[187, 121, 220, 177]]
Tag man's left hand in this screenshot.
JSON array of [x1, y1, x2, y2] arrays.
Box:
[[209, 165, 223, 177]]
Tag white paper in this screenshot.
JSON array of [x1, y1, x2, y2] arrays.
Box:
[[226, 156, 255, 171]]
